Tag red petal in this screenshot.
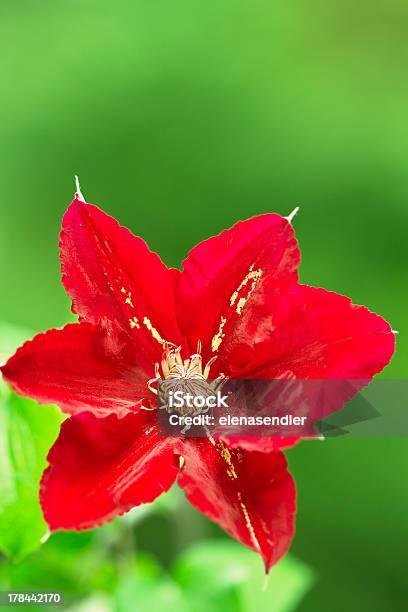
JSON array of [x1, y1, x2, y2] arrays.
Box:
[[41, 411, 180, 530], [221, 284, 395, 380], [60, 198, 184, 361], [178, 438, 296, 572], [221, 436, 299, 452], [175, 214, 300, 359], [1, 322, 151, 416]]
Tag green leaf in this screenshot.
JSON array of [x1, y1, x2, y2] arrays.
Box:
[[0, 530, 119, 601], [0, 385, 63, 561], [173, 540, 316, 612], [241, 553, 316, 612], [114, 556, 190, 612]]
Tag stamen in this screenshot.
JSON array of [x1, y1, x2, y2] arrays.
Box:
[[203, 356, 217, 378], [147, 340, 227, 399]]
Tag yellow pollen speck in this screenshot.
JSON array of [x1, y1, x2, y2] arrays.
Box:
[[129, 317, 140, 329], [237, 492, 261, 552], [229, 265, 263, 315], [236, 297, 247, 315], [235, 450, 244, 463], [230, 290, 239, 306], [211, 316, 227, 352], [143, 317, 164, 344], [217, 441, 238, 479], [125, 295, 134, 307], [121, 287, 126, 294]]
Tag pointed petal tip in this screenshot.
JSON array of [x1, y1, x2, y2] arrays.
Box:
[[74, 175, 86, 202], [40, 530, 51, 544], [286, 206, 300, 223], [262, 572, 271, 587]]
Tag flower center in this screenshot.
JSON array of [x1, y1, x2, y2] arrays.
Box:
[[148, 342, 226, 415]]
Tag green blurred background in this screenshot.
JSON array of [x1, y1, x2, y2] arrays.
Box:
[[0, 1, 407, 610]]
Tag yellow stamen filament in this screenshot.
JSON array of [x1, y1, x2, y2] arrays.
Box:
[[147, 341, 225, 395]]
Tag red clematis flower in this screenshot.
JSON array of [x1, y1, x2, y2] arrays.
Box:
[[1, 189, 395, 571]]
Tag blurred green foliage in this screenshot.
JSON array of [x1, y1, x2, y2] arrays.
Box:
[[0, 1, 407, 610], [0, 326, 62, 561], [0, 522, 313, 612], [172, 541, 315, 612], [0, 383, 62, 561]]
